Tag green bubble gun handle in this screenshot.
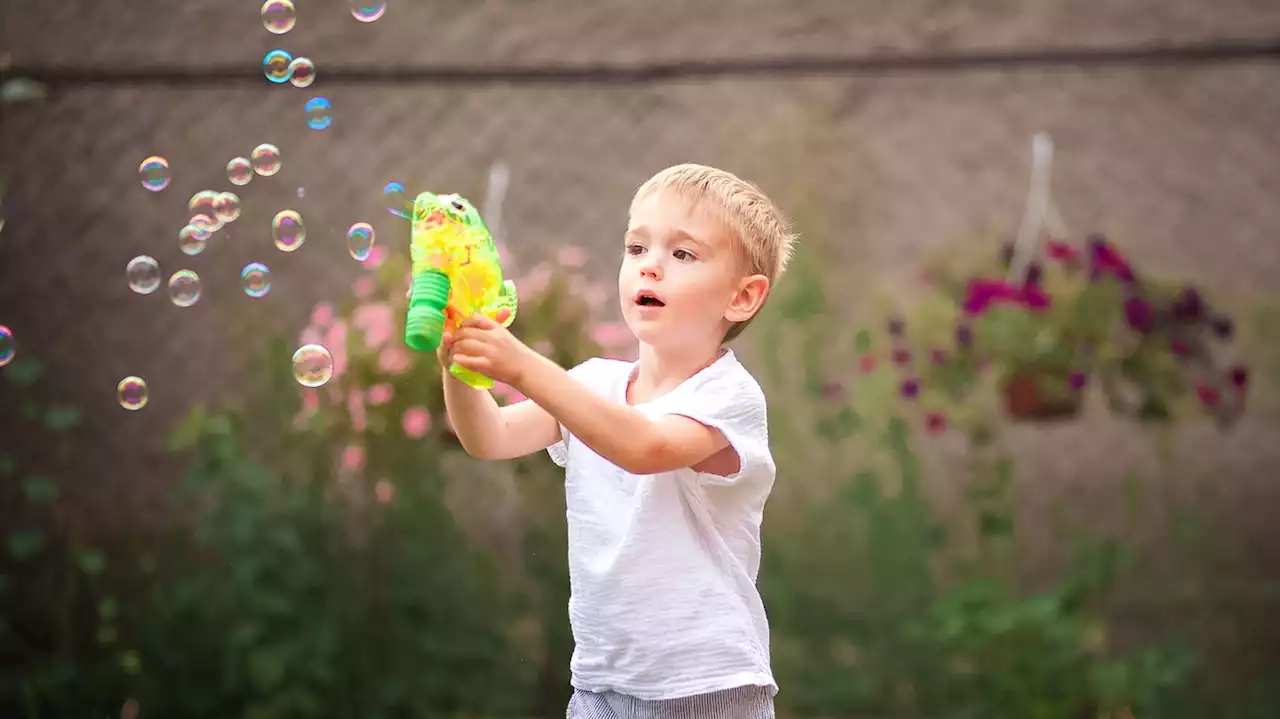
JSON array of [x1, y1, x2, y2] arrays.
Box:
[[404, 191, 518, 391]]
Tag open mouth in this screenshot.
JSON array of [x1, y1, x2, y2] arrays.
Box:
[[634, 290, 666, 307]]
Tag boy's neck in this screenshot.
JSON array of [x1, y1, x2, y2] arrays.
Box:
[[629, 340, 726, 404]]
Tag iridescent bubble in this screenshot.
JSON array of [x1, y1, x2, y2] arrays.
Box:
[[382, 181, 410, 219], [272, 209, 306, 251], [351, 1, 387, 23], [292, 344, 334, 387], [305, 96, 332, 130], [188, 214, 217, 236], [189, 191, 223, 230], [347, 222, 375, 261], [178, 224, 208, 256], [263, 49, 294, 84], [241, 262, 271, 298], [251, 143, 282, 176], [139, 156, 171, 192], [0, 325, 14, 367], [296, 187, 305, 198], [168, 270, 202, 308], [261, 0, 296, 35], [288, 57, 316, 88], [227, 157, 254, 186], [117, 376, 148, 411], [213, 192, 242, 223], [126, 255, 161, 295]]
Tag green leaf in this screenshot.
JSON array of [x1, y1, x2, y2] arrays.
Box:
[[76, 549, 107, 575], [855, 329, 872, 352], [42, 404, 83, 432], [98, 597, 119, 620], [0, 454, 15, 477], [3, 357, 44, 387], [8, 529, 46, 560], [21, 475, 57, 504]]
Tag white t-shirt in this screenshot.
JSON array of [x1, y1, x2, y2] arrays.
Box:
[[547, 349, 778, 701]]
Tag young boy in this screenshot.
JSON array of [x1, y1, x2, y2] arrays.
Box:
[[441, 163, 795, 718]]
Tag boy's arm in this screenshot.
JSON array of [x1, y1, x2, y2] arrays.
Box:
[[516, 353, 729, 475]]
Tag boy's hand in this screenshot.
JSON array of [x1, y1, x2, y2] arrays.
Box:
[[452, 314, 536, 388]]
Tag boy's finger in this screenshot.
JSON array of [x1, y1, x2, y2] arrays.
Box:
[[460, 313, 499, 330]]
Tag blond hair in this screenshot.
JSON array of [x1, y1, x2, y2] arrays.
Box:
[[630, 163, 796, 342]]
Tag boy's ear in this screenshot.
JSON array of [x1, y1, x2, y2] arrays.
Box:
[[724, 274, 770, 324]]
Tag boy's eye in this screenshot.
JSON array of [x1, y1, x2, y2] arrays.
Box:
[[673, 249, 695, 261], [625, 243, 645, 255]]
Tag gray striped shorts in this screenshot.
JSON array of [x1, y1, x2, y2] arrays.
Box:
[[566, 685, 775, 719]]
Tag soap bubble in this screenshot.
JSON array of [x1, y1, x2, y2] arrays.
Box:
[[272, 209, 306, 251], [227, 157, 253, 186], [189, 191, 222, 230], [0, 325, 13, 367], [188, 214, 217, 235], [178, 224, 208, 256], [168, 270, 202, 307], [127, 255, 161, 295], [261, 0, 296, 34], [305, 96, 332, 130], [292, 344, 334, 387], [296, 187, 305, 198], [252, 143, 282, 176], [288, 57, 316, 88], [346, 222, 375, 261], [263, 49, 293, 83], [382, 181, 410, 219], [351, 1, 387, 22], [241, 262, 271, 298], [139, 156, 171, 192], [117, 376, 148, 411], [213, 192, 242, 223]]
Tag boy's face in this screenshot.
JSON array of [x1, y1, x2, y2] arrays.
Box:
[[619, 190, 762, 350]]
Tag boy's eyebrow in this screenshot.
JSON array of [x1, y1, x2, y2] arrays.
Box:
[[625, 225, 712, 249]]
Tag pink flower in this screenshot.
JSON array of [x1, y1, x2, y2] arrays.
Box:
[[375, 479, 396, 503], [341, 444, 365, 472], [532, 339, 554, 356], [325, 320, 348, 378], [347, 388, 367, 432], [378, 346, 411, 375], [557, 244, 587, 268], [353, 302, 396, 349], [590, 321, 634, 351], [311, 302, 335, 327], [492, 382, 528, 404], [584, 281, 610, 306], [367, 383, 394, 405], [353, 275, 376, 299], [363, 244, 389, 268], [402, 406, 431, 438], [520, 263, 553, 296]]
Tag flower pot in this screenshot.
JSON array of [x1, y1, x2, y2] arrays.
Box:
[[1002, 372, 1082, 421]]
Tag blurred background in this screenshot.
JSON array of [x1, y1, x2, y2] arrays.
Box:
[[2, 1, 1279, 717]]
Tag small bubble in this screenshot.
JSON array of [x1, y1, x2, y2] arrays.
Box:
[[0, 325, 14, 367], [296, 187, 305, 198], [251, 143, 282, 176], [351, 1, 387, 23], [288, 57, 316, 88], [305, 96, 332, 130], [272, 210, 306, 251], [382, 181, 410, 219], [127, 255, 161, 295], [227, 157, 254, 186], [261, 0, 296, 35], [347, 222, 375, 261], [168, 270, 202, 308], [213, 192, 241, 223], [263, 49, 293, 84], [178, 225, 208, 256], [241, 262, 272, 298], [292, 344, 334, 387], [139, 156, 171, 192], [117, 376, 148, 410]]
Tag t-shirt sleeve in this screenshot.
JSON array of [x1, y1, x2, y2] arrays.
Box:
[[661, 372, 775, 486], [546, 357, 603, 468]]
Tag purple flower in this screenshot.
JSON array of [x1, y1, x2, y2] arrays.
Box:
[[1229, 365, 1249, 389], [931, 349, 948, 365], [1211, 316, 1234, 339], [1124, 296, 1155, 334], [1068, 372, 1088, 390], [956, 324, 974, 348], [900, 379, 920, 399], [1171, 287, 1204, 322]]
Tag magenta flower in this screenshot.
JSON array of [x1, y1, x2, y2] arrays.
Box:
[[1229, 366, 1249, 389], [900, 378, 920, 399], [925, 412, 946, 434], [1211, 316, 1234, 339], [1087, 234, 1135, 282], [1046, 240, 1080, 263], [1171, 287, 1204, 322], [892, 348, 911, 366], [1124, 297, 1155, 334], [1068, 372, 1088, 390], [341, 444, 365, 472], [962, 278, 1051, 316], [367, 383, 394, 406]]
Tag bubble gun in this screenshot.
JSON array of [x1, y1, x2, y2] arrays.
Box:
[[404, 191, 518, 390]]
